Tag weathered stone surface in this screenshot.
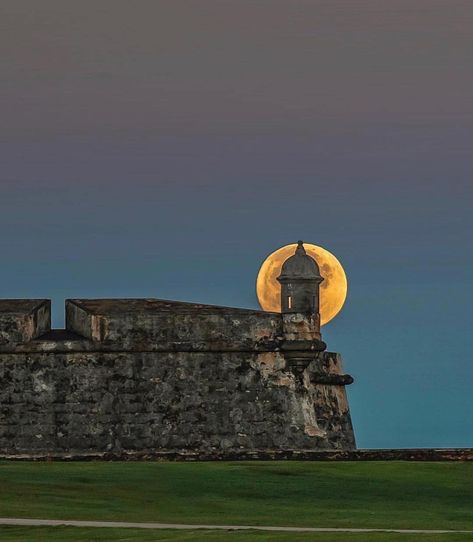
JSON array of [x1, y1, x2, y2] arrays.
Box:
[[0, 300, 50, 346], [66, 299, 283, 351], [0, 298, 356, 455], [0, 349, 354, 454]]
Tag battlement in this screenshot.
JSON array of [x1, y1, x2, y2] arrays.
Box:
[[0, 243, 355, 455], [0, 298, 284, 352], [0, 297, 355, 454]]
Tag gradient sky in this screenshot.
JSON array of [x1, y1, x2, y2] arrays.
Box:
[[1, 0, 472, 448]]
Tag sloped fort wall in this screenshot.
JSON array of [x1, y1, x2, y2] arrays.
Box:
[[0, 299, 355, 456]]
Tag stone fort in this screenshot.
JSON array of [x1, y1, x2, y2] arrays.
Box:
[[0, 242, 355, 458]]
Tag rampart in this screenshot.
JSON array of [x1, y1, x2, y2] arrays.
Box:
[[0, 299, 355, 456]]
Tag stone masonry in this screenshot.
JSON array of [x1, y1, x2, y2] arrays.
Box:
[[0, 298, 355, 456], [0, 243, 355, 456]]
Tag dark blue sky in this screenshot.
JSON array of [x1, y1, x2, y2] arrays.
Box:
[[1, 1, 472, 448]]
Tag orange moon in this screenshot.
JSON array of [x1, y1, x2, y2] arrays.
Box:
[[256, 243, 348, 325]]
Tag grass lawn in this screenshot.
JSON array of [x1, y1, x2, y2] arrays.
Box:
[[0, 461, 472, 536], [0, 527, 473, 542]]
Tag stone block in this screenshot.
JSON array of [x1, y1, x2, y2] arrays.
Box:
[[0, 300, 50, 345]]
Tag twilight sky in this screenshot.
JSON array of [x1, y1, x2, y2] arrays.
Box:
[[1, 0, 472, 448]]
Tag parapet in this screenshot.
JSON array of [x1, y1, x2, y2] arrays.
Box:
[[0, 300, 51, 345], [0, 298, 324, 354], [66, 298, 283, 351]]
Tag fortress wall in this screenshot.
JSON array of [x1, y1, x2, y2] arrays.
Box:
[[0, 350, 355, 455], [0, 299, 355, 455], [66, 299, 283, 350]]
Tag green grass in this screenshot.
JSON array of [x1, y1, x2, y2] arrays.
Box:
[[0, 528, 473, 542], [0, 461, 472, 533]]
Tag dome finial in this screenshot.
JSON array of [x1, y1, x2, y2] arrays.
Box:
[[296, 240, 306, 255]]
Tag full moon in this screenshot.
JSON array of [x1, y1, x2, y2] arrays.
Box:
[[256, 243, 348, 325]]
